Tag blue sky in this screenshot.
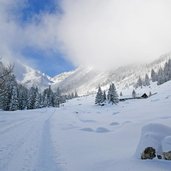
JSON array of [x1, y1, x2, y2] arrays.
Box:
[[20, 0, 62, 22], [22, 47, 74, 76], [19, 0, 74, 76]]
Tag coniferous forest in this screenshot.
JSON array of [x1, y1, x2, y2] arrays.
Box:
[[0, 61, 78, 111]]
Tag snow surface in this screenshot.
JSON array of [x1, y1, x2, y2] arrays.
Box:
[[1, 81, 171, 171]]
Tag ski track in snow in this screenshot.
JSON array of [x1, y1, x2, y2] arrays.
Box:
[[0, 109, 63, 171], [36, 111, 61, 171]]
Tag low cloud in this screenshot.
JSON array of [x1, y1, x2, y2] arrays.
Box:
[[57, 0, 171, 69], [1, 0, 171, 73]]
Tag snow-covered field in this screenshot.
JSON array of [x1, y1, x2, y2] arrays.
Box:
[[0, 81, 171, 171]]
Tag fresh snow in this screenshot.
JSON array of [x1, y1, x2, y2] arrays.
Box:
[[0, 81, 171, 171]]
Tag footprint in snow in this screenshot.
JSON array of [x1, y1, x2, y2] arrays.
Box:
[[113, 112, 120, 115], [123, 121, 132, 124], [80, 128, 94, 132], [81, 119, 96, 123], [110, 122, 119, 126], [96, 127, 110, 133]]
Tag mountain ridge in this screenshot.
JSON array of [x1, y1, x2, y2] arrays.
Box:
[[12, 53, 171, 95]]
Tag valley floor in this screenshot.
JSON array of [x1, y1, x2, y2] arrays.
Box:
[[0, 82, 171, 171]]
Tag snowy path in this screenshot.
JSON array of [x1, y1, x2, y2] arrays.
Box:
[[0, 109, 61, 171]]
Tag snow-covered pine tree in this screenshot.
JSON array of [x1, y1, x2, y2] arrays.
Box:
[[42, 85, 54, 107], [1, 73, 14, 111], [163, 61, 169, 82], [151, 69, 157, 82], [53, 88, 61, 107], [144, 74, 150, 86], [34, 88, 41, 109], [167, 59, 171, 80], [137, 77, 143, 88], [107, 83, 119, 104], [27, 87, 37, 109], [9, 75, 19, 111], [149, 91, 152, 96], [102, 91, 106, 102], [95, 86, 103, 105], [48, 85, 54, 107], [132, 89, 136, 98], [0, 62, 13, 98], [71, 92, 74, 99], [43, 93, 48, 107], [17, 84, 28, 110], [163, 59, 171, 82], [157, 68, 165, 85], [74, 90, 78, 98]]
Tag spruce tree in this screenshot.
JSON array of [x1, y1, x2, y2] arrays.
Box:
[[74, 91, 78, 98], [18, 84, 28, 110], [9, 79, 19, 111], [102, 91, 106, 102], [2, 73, 14, 111], [157, 68, 165, 85], [132, 89, 136, 98], [27, 87, 37, 109], [144, 74, 150, 86], [107, 83, 119, 104], [151, 69, 157, 82], [95, 86, 103, 105], [34, 89, 41, 109], [137, 77, 143, 88], [54, 88, 61, 107]]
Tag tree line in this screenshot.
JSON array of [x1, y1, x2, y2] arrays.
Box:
[[136, 59, 171, 88], [0, 61, 78, 111], [95, 59, 171, 105]]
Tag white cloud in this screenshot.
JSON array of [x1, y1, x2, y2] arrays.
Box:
[[1, 0, 171, 73], [0, 0, 27, 63], [56, 0, 171, 69]]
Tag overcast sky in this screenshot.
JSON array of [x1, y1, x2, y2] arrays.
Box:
[[1, 0, 171, 76]]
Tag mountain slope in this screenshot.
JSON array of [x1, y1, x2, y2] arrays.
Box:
[[0, 79, 171, 171], [9, 53, 171, 95], [13, 61, 53, 90], [51, 54, 171, 95]]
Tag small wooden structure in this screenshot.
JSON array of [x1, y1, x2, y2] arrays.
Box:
[[141, 93, 148, 98], [119, 93, 149, 101]]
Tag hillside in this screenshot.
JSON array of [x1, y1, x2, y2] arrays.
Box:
[[0, 80, 171, 171], [51, 54, 171, 95]]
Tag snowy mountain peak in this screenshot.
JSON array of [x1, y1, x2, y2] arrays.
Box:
[[13, 61, 53, 90]]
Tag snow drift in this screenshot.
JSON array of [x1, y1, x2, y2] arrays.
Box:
[[135, 123, 171, 158]]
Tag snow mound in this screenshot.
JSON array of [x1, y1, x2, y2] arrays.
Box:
[[96, 127, 110, 133], [110, 122, 119, 126], [162, 136, 171, 152], [80, 128, 94, 132], [135, 123, 171, 158]]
